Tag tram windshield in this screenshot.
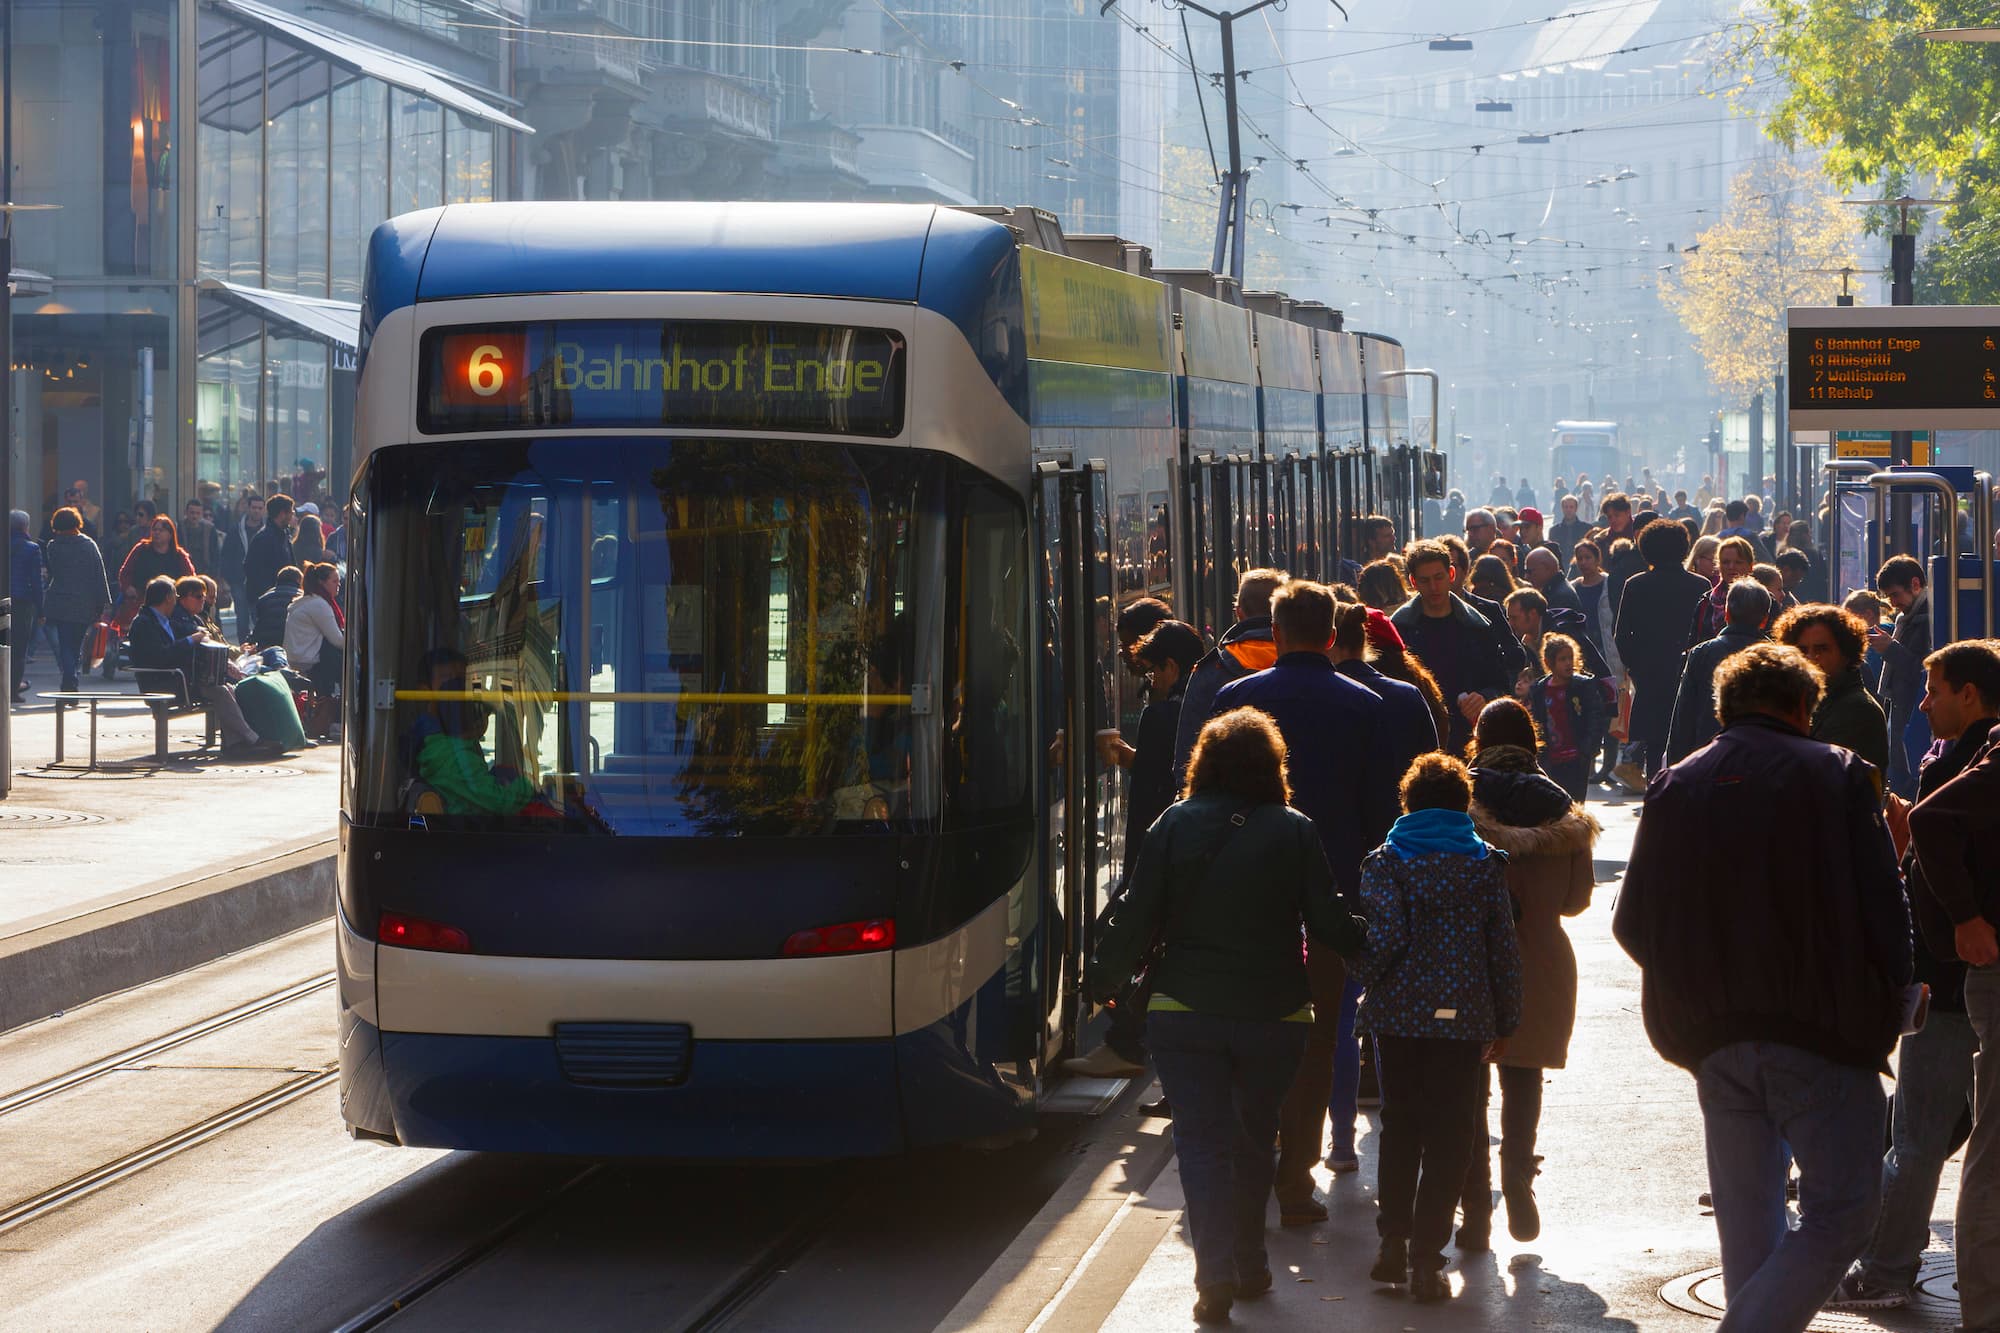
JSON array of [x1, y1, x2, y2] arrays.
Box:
[[352, 438, 1030, 836]]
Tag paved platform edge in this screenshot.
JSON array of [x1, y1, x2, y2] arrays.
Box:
[[0, 841, 336, 1034], [933, 1085, 1177, 1333]]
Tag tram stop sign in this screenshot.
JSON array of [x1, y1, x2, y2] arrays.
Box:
[[1835, 430, 1931, 464], [1789, 305, 2000, 430]]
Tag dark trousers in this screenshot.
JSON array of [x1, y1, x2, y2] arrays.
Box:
[[1545, 756, 1589, 804], [1275, 940, 1347, 1207], [1630, 670, 1673, 777], [49, 618, 90, 691], [1149, 1010, 1308, 1291], [1461, 1063, 1545, 1224], [307, 644, 342, 696], [8, 601, 35, 691], [1375, 1035, 1486, 1268]]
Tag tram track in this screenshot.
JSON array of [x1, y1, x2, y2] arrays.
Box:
[[0, 1069, 338, 1237], [0, 971, 340, 1238], [325, 1164, 863, 1333], [0, 972, 336, 1119]]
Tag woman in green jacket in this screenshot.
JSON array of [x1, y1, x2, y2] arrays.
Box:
[[1091, 707, 1361, 1325]]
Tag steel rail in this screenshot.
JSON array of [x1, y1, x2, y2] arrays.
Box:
[[0, 973, 337, 1119]]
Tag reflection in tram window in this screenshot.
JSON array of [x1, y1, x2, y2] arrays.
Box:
[[356, 439, 1036, 837]]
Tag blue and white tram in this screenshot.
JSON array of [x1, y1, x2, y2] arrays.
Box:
[[335, 201, 1437, 1156]]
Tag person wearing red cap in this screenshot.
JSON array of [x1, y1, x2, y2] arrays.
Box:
[[1516, 507, 1547, 557]]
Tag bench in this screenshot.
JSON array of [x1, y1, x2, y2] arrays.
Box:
[[131, 668, 222, 752], [39, 690, 191, 769]]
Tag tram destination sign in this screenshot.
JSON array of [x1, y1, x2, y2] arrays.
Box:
[[1788, 305, 2000, 430], [418, 319, 907, 437]]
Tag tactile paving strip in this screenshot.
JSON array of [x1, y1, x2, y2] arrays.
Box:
[[0, 808, 108, 825], [1661, 1250, 1960, 1329], [191, 764, 302, 779]]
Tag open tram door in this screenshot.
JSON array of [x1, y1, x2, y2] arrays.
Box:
[[1188, 455, 1237, 642], [1030, 461, 1121, 1070]]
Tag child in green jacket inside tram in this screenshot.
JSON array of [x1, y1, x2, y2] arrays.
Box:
[[417, 692, 554, 818]]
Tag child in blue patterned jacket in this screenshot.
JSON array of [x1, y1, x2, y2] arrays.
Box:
[[1351, 752, 1524, 1303]]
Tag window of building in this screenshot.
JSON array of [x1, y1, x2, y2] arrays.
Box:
[[265, 48, 331, 296], [331, 74, 390, 303], [392, 95, 446, 214]]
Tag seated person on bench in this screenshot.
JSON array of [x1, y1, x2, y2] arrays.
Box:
[[128, 574, 262, 752], [416, 686, 561, 819]]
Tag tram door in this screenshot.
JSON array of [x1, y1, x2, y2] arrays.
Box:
[[1192, 457, 1236, 641], [1270, 462, 1298, 581], [1031, 461, 1120, 1066], [1229, 454, 1258, 578]]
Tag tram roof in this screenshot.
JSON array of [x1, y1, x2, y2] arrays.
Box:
[[360, 201, 1014, 341]]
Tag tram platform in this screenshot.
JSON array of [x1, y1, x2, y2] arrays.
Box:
[[0, 649, 338, 1034], [939, 795, 1969, 1333]]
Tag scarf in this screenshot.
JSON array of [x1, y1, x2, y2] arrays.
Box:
[[1383, 808, 1489, 861], [320, 588, 346, 630]]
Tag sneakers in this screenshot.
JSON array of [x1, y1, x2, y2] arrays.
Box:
[[1501, 1155, 1542, 1242], [1324, 1149, 1360, 1174], [1611, 759, 1646, 792], [1369, 1237, 1409, 1285], [1824, 1271, 1910, 1311], [1059, 1045, 1144, 1078]]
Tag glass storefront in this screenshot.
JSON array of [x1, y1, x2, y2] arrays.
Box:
[[4, 0, 508, 551], [190, 7, 500, 523]]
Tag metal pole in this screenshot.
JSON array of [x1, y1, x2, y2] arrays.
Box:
[[1889, 228, 1917, 556], [1216, 11, 1243, 293], [2, 3, 15, 800], [1871, 471, 1960, 644]]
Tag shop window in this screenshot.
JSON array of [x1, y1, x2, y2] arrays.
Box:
[[392, 96, 445, 214], [266, 47, 331, 296], [331, 75, 390, 302]]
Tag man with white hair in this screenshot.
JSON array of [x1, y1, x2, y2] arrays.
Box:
[[1464, 508, 1499, 556]]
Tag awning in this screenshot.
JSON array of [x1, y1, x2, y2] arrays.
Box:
[[206, 0, 533, 134], [199, 279, 361, 351], [7, 268, 53, 298]]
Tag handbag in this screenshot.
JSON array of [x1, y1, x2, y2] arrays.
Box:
[[191, 640, 231, 688], [85, 620, 111, 670]]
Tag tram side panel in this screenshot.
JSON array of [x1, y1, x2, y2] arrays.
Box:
[[1317, 329, 1369, 573], [1171, 289, 1260, 639]]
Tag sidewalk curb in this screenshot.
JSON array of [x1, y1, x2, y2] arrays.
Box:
[[0, 841, 336, 1034], [935, 1089, 1178, 1333]]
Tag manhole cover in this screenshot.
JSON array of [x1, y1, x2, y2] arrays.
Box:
[[0, 808, 108, 826], [1662, 1251, 1959, 1329]]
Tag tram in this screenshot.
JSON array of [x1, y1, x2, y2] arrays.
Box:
[[1550, 419, 1624, 488], [334, 201, 1443, 1156]]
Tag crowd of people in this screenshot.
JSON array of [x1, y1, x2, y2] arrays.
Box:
[[8, 483, 345, 754], [1071, 478, 1996, 1333]]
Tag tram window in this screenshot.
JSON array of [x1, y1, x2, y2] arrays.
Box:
[[1146, 493, 1171, 599], [358, 438, 948, 836], [947, 478, 1029, 820], [1114, 491, 1144, 597]]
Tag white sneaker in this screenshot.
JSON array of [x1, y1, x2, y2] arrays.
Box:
[[1060, 1045, 1145, 1078]]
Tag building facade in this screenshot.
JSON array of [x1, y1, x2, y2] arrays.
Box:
[[6, 0, 521, 547]]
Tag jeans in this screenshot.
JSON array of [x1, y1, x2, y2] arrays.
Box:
[[1696, 1041, 1885, 1332], [1148, 1010, 1308, 1292], [1374, 1035, 1485, 1269], [48, 618, 90, 691], [1326, 978, 1364, 1156], [1275, 940, 1346, 1207], [1856, 1009, 1977, 1289], [1545, 756, 1589, 803], [1963, 967, 2000, 1329], [1462, 1063, 1545, 1223]]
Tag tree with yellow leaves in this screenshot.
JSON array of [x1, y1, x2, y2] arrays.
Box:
[[1659, 157, 1863, 407]]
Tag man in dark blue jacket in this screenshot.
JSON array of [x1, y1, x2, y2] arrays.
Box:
[[1616, 642, 1910, 1329], [1214, 580, 1399, 1227], [1171, 567, 1285, 789], [1665, 578, 1772, 765]]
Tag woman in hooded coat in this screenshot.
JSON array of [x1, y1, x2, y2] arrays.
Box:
[[1454, 699, 1600, 1251]]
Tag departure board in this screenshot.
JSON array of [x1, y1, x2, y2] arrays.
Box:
[[1788, 306, 2000, 429], [417, 320, 906, 437]]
